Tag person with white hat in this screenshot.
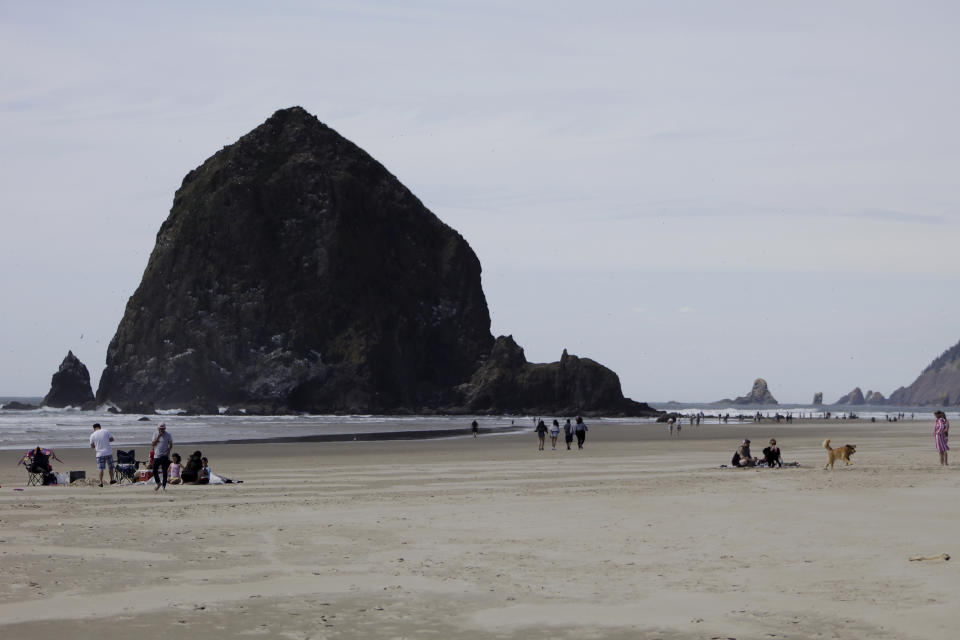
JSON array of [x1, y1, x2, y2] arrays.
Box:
[[151, 422, 174, 491]]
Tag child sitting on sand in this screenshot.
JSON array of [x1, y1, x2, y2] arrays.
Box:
[[167, 453, 183, 484], [197, 457, 210, 485]]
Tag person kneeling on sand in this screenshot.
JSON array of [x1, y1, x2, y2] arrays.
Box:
[[731, 439, 758, 467]]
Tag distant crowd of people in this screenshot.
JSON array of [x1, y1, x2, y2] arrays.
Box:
[[533, 416, 588, 450]]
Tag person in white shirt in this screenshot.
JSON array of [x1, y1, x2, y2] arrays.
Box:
[[89, 423, 116, 487]]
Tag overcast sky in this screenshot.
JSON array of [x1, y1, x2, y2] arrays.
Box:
[[2, 1, 959, 404]]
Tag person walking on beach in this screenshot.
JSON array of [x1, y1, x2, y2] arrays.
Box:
[[89, 423, 116, 487], [934, 410, 949, 465], [471, 419, 479, 438], [549, 419, 560, 450], [668, 417, 674, 437], [676, 418, 682, 437], [563, 418, 574, 450], [151, 422, 174, 492], [536, 419, 548, 451], [574, 416, 588, 449]]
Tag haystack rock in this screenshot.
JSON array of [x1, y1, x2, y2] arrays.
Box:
[[889, 339, 960, 406], [43, 350, 95, 408], [835, 387, 865, 405], [728, 378, 777, 405], [864, 390, 886, 404], [812, 392, 823, 405], [97, 107, 659, 416]]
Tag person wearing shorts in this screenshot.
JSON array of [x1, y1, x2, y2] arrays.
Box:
[[89, 423, 116, 487]]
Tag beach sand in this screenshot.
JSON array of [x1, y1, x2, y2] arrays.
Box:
[[0, 419, 956, 639]]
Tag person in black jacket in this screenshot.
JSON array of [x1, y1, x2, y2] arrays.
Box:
[[762, 439, 783, 468], [28, 447, 55, 484]]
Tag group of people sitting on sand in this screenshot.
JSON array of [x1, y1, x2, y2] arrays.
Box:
[[165, 451, 211, 485], [730, 438, 783, 468]]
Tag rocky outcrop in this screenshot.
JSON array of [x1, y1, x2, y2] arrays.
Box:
[[724, 378, 778, 405], [835, 387, 865, 405], [97, 107, 658, 416], [455, 338, 658, 416], [43, 351, 95, 408], [812, 392, 823, 405], [888, 339, 960, 406], [864, 390, 886, 404], [1, 401, 38, 410]]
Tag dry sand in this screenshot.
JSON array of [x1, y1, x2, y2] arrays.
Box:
[[0, 419, 956, 639]]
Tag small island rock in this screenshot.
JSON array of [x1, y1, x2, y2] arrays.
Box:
[[42, 351, 95, 408], [727, 378, 778, 405], [835, 387, 865, 405]]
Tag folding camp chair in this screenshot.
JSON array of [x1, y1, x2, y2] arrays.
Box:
[[25, 466, 45, 486], [21, 448, 57, 486], [115, 449, 143, 484]]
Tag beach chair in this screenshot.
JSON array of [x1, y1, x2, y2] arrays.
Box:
[[25, 465, 45, 486], [24, 449, 54, 485], [115, 449, 143, 484]]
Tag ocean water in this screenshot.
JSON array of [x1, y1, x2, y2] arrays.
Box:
[[0, 399, 630, 451], [0, 398, 945, 452], [654, 402, 945, 423], [0, 399, 509, 451]]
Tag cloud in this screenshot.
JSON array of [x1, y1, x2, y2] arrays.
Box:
[[845, 209, 951, 224]]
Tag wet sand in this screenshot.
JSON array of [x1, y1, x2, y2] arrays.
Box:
[[0, 419, 955, 639]]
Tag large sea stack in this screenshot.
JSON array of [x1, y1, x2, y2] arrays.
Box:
[[97, 107, 657, 416], [889, 339, 960, 406]]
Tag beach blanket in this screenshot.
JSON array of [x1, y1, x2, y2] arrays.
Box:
[[720, 461, 800, 469]]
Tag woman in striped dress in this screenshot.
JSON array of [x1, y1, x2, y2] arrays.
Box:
[[934, 410, 949, 466]]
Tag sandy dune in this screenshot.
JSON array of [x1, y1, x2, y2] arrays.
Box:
[[0, 419, 955, 639]]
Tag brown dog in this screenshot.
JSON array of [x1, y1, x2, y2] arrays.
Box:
[[823, 439, 856, 470]]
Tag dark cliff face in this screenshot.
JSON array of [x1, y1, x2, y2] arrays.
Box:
[[97, 107, 493, 412], [456, 337, 659, 416], [44, 350, 95, 408], [888, 339, 960, 406], [97, 106, 660, 416]]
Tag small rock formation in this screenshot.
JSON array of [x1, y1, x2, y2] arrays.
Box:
[[43, 351, 95, 408], [727, 378, 778, 405], [812, 392, 823, 405], [455, 339, 657, 416], [1, 401, 38, 410], [96, 107, 659, 416], [835, 387, 865, 405], [888, 339, 960, 406], [864, 390, 886, 404]]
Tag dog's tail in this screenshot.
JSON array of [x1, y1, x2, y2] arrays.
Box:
[[823, 439, 832, 451]]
